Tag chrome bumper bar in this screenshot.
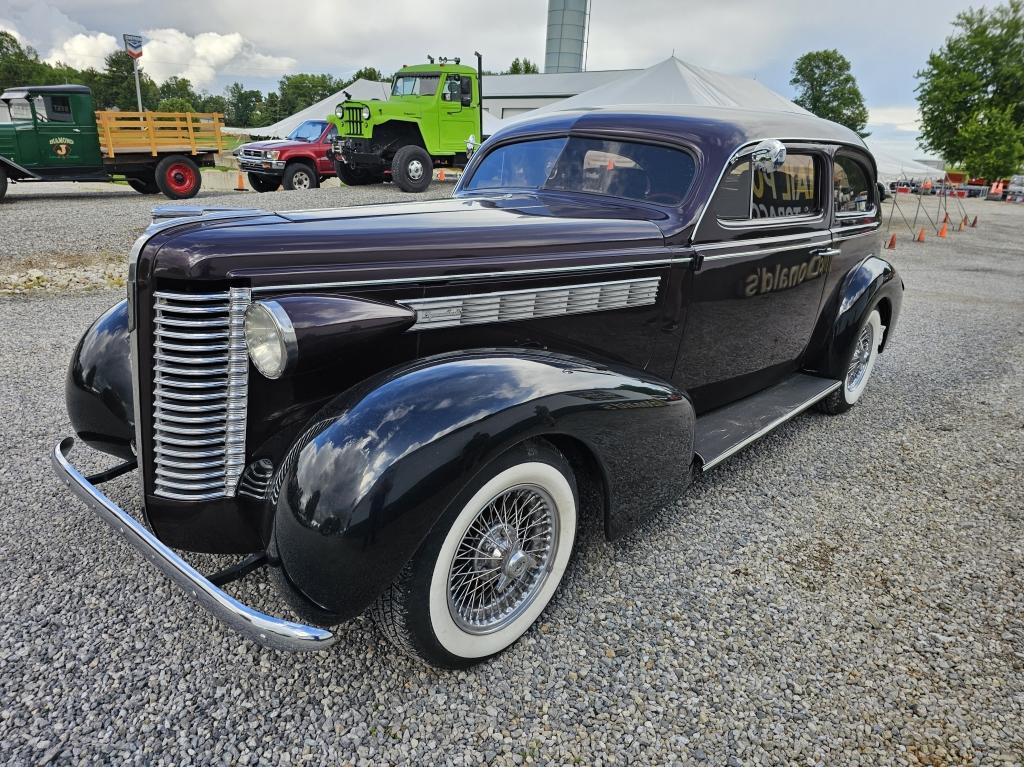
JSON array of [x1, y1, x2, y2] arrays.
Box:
[[51, 437, 337, 653]]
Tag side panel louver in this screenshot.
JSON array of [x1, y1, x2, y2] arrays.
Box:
[[152, 289, 250, 501], [401, 277, 661, 330]]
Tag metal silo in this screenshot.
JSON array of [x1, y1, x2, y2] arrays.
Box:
[[544, 0, 590, 73]]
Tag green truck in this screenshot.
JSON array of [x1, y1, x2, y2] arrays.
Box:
[[328, 55, 484, 192], [0, 84, 226, 202]]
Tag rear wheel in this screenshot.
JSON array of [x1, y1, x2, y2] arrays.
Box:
[[155, 155, 201, 199], [127, 176, 160, 194], [248, 173, 280, 193], [335, 162, 383, 186], [390, 145, 433, 193], [282, 163, 318, 191], [0, 167, 7, 202], [372, 440, 577, 668], [818, 309, 884, 415]]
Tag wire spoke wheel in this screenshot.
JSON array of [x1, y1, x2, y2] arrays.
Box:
[[446, 484, 559, 635], [846, 321, 875, 394]]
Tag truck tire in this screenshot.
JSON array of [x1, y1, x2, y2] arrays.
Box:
[[391, 145, 433, 193], [282, 162, 319, 191], [372, 440, 578, 668], [248, 173, 280, 193], [0, 167, 7, 202], [155, 155, 201, 199], [127, 176, 160, 195], [335, 163, 383, 186]]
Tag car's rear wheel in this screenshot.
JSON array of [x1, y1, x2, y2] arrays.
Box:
[[127, 176, 160, 194], [248, 173, 280, 193], [282, 163, 318, 191], [372, 440, 577, 668], [390, 145, 433, 193], [818, 308, 884, 414], [336, 163, 383, 186], [155, 155, 201, 199]]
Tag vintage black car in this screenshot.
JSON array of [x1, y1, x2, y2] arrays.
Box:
[[53, 105, 902, 668]]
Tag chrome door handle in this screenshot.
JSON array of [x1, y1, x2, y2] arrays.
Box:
[[813, 248, 841, 257]]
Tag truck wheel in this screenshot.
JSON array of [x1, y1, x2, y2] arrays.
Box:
[[155, 155, 201, 200], [818, 309, 884, 415], [336, 163, 383, 186], [282, 163, 319, 191], [127, 176, 160, 195], [372, 440, 577, 668], [0, 168, 7, 202], [248, 173, 280, 193], [391, 145, 433, 193]]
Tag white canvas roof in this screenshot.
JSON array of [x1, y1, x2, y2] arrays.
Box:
[[482, 68, 641, 98], [223, 79, 390, 137], [865, 142, 946, 182]]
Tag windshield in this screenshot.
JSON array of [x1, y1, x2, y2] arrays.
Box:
[[391, 74, 440, 97], [287, 120, 328, 142], [464, 136, 697, 205]]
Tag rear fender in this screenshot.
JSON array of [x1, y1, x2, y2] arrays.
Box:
[[272, 349, 695, 620]]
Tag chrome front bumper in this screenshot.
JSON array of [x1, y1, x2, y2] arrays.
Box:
[[51, 437, 337, 653]]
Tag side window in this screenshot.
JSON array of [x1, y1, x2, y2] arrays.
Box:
[[708, 160, 752, 220], [751, 154, 818, 219], [324, 123, 338, 141], [443, 76, 461, 102], [460, 77, 473, 106], [0, 103, 11, 124], [834, 156, 873, 214], [9, 98, 33, 122]]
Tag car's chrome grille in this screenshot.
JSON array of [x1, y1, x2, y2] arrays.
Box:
[[152, 289, 250, 501], [401, 277, 662, 330]]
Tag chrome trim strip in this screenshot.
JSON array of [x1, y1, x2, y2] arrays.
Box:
[[694, 229, 831, 251], [834, 229, 879, 241], [698, 240, 832, 262], [51, 438, 336, 652], [223, 288, 251, 495], [251, 256, 686, 294], [700, 380, 842, 471], [400, 277, 661, 330]]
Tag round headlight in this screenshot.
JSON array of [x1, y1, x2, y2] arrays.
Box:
[[361, 106, 371, 120], [335, 105, 344, 118], [244, 301, 296, 379]]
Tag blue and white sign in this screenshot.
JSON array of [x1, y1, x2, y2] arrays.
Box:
[[123, 34, 144, 59]]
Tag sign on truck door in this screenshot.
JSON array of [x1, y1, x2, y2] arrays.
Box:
[[30, 93, 102, 170]]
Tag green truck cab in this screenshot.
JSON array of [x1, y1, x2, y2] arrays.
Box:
[[0, 84, 224, 202], [327, 56, 484, 192]]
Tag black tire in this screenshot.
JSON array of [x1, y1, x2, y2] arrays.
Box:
[[154, 155, 202, 200], [817, 308, 884, 415], [282, 163, 319, 191], [127, 176, 160, 194], [335, 162, 383, 186], [390, 145, 432, 193], [372, 440, 578, 668], [0, 167, 7, 202], [248, 173, 280, 193]]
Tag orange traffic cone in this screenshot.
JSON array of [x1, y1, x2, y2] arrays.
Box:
[[438, 169, 446, 182], [938, 222, 948, 238], [942, 212, 950, 224], [234, 170, 246, 191], [962, 215, 969, 227], [970, 216, 978, 228], [915, 227, 926, 242], [958, 221, 966, 231], [885, 234, 896, 249]]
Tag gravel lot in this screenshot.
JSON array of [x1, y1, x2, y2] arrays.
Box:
[[1, 195, 1022, 766]]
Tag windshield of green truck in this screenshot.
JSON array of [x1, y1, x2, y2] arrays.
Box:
[[287, 120, 327, 142], [464, 136, 697, 205], [392, 75, 440, 97], [9, 98, 33, 122]]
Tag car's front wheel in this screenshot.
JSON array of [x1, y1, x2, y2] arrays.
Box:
[[390, 145, 433, 193], [282, 163, 319, 191], [248, 173, 280, 193], [373, 440, 577, 668], [818, 308, 884, 414]]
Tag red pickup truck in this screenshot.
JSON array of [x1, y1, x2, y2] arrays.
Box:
[[233, 119, 338, 192]]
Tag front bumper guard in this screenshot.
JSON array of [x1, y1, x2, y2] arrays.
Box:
[[51, 438, 337, 653]]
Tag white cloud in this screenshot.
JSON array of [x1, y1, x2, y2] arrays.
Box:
[[45, 31, 118, 69], [140, 28, 297, 89], [869, 106, 921, 133]]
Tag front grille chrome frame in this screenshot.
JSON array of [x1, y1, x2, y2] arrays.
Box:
[[151, 288, 250, 501]]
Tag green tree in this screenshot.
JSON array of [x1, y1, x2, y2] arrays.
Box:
[[158, 76, 199, 105], [92, 51, 158, 110], [958, 106, 1024, 179], [916, 1, 1024, 171], [261, 91, 281, 124], [504, 58, 540, 75], [157, 97, 196, 113], [277, 73, 341, 115], [348, 66, 384, 82], [789, 49, 870, 136], [197, 93, 228, 115], [0, 31, 57, 90], [224, 82, 264, 127]]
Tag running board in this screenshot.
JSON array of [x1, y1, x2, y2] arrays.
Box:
[[694, 374, 841, 472]]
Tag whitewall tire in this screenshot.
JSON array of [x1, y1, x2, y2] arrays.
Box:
[[819, 308, 884, 414]]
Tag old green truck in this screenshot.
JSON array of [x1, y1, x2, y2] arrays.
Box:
[[328, 55, 484, 192], [0, 84, 226, 202]]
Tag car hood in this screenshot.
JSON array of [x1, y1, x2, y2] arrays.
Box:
[[238, 139, 309, 152], [139, 193, 671, 284]]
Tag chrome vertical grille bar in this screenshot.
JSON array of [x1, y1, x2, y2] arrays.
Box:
[[151, 289, 250, 501]]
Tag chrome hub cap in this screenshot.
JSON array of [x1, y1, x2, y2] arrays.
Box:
[[407, 160, 424, 181], [447, 485, 558, 634], [293, 171, 311, 189], [846, 322, 875, 393]]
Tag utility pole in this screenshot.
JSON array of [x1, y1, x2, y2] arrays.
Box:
[[123, 34, 145, 112]]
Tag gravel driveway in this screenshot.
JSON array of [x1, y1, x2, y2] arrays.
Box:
[[1, 198, 1022, 765]]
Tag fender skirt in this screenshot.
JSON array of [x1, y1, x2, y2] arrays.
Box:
[[272, 349, 696, 621]]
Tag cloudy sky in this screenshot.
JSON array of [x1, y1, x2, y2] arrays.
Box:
[[0, 0, 1002, 159]]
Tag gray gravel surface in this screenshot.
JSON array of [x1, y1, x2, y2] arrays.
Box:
[[1, 198, 1022, 766]]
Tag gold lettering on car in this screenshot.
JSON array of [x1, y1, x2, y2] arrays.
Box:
[[49, 136, 75, 157]]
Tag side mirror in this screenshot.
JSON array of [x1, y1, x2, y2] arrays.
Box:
[[751, 139, 786, 175]]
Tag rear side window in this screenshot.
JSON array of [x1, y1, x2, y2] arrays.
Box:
[[32, 95, 74, 123], [834, 156, 874, 214], [9, 98, 32, 122], [709, 150, 821, 222]]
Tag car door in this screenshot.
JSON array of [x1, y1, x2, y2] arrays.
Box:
[[440, 74, 477, 153], [316, 123, 338, 175], [674, 143, 835, 413]]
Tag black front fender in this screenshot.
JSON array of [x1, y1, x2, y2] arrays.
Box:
[[272, 349, 696, 621]]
